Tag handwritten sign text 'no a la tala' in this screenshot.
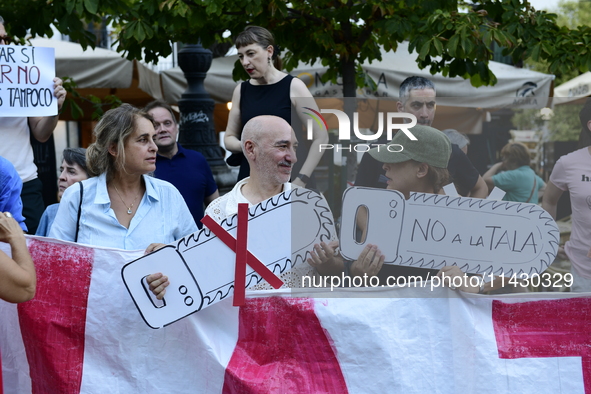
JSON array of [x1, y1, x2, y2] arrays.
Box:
[[0, 45, 57, 117]]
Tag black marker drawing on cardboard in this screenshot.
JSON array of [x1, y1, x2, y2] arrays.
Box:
[[121, 188, 335, 329], [340, 187, 559, 277]]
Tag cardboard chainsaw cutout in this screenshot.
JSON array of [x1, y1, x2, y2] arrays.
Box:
[[122, 188, 335, 328], [340, 187, 559, 276]]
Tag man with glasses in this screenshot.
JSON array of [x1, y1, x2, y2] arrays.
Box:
[[0, 15, 67, 233], [144, 100, 219, 228]]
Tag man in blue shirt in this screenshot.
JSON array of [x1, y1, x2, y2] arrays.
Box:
[[145, 101, 219, 228]]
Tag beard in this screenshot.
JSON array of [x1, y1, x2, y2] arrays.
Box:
[[416, 118, 432, 126], [256, 158, 292, 186]]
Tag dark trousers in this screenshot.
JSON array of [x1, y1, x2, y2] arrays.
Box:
[[21, 178, 45, 234]]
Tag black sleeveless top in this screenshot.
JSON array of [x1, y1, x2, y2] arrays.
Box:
[[240, 74, 293, 129], [235, 75, 310, 184]]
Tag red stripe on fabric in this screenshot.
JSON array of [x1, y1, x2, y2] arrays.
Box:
[[201, 215, 283, 289], [223, 297, 348, 393], [492, 298, 591, 393], [17, 240, 94, 394], [233, 204, 248, 306]]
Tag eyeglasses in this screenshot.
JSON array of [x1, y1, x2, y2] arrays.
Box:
[[0, 35, 12, 45]]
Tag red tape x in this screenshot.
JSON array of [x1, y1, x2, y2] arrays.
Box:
[[201, 204, 284, 306]]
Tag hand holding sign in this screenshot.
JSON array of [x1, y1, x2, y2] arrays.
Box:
[[51, 77, 66, 110], [0, 45, 59, 117]]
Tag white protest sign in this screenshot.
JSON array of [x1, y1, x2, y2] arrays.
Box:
[[340, 187, 559, 276], [122, 188, 336, 328], [0, 45, 57, 117]]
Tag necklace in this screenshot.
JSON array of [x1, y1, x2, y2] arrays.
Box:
[[113, 185, 140, 215]]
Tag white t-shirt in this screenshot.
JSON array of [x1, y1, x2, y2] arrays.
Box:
[[0, 117, 37, 182], [550, 147, 591, 278], [205, 177, 292, 223]]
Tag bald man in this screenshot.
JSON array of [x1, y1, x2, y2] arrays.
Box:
[[205, 115, 299, 222]]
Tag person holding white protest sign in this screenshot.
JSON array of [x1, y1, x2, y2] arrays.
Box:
[[351, 125, 450, 281], [367, 125, 506, 293], [214, 115, 340, 275], [0, 15, 67, 234], [313, 125, 503, 293]]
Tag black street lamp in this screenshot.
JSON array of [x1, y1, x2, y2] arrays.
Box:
[[177, 41, 235, 192]]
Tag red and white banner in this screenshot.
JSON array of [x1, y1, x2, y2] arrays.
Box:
[[1, 237, 589, 393]]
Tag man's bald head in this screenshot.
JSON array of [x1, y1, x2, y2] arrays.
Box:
[[241, 115, 298, 185], [241, 115, 291, 149]]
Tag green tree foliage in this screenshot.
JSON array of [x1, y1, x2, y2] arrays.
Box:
[[511, 104, 581, 142], [555, 0, 591, 29], [522, 0, 591, 85], [547, 104, 581, 141], [3, 0, 591, 98], [60, 77, 122, 120]]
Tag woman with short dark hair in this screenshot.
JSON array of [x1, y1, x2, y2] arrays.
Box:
[[223, 25, 328, 188]]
